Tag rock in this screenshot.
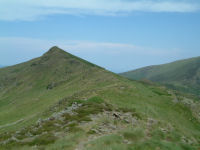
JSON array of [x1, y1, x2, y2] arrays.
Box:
[[113, 112, 121, 119], [48, 117, 55, 121], [123, 139, 131, 144], [181, 136, 193, 144], [90, 129, 98, 134], [160, 128, 168, 133], [24, 131, 33, 137], [124, 119, 130, 123], [10, 136, 19, 142], [147, 118, 157, 127], [120, 87, 125, 90], [37, 118, 43, 125], [132, 118, 137, 126], [109, 124, 117, 130], [47, 82, 56, 90], [173, 98, 179, 103]]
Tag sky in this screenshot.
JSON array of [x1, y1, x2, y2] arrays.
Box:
[[0, 0, 200, 73]]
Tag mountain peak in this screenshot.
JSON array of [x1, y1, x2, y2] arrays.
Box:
[[45, 46, 66, 55], [41, 46, 103, 69]]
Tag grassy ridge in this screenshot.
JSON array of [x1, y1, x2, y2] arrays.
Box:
[[0, 46, 113, 132], [0, 47, 199, 149], [121, 56, 200, 96]]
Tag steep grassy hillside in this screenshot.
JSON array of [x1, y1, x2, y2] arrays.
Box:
[[0, 47, 200, 150], [121, 56, 200, 96], [0, 46, 110, 132]]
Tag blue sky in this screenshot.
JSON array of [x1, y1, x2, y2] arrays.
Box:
[[0, 0, 200, 73]]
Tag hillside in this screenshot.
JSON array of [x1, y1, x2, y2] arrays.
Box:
[[0, 47, 200, 150], [121, 56, 200, 96]]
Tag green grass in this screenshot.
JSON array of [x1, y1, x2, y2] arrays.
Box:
[[28, 132, 57, 146], [123, 128, 145, 141], [0, 47, 199, 149], [120, 56, 200, 96]]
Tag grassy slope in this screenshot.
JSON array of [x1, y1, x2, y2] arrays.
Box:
[[120, 56, 200, 96], [0, 46, 112, 132], [0, 47, 199, 150]]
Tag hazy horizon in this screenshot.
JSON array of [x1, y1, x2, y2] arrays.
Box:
[[1, 0, 200, 73], [1, 46, 200, 73]]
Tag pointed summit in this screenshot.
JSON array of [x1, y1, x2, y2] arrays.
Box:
[[45, 46, 66, 55], [41, 46, 102, 69], [42, 46, 72, 60]]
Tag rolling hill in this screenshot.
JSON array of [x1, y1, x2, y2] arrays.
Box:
[[0, 47, 200, 150], [121, 56, 200, 96]]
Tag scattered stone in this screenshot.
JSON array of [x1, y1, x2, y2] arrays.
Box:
[[124, 119, 130, 123], [10, 136, 19, 142], [0, 101, 141, 147], [173, 98, 179, 103], [132, 118, 138, 126], [113, 112, 121, 119], [147, 118, 157, 128], [120, 87, 125, 90], [181, 136, 193, 144], [160, 128, 168, 133], [47, 82, 56, 90], [123, 139, 131, 144]]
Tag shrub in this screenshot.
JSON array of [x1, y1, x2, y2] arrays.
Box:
[[87, 96, 104, 104], [29, 133, 57, 146]]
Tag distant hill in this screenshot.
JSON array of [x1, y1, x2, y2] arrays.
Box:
[[121, 56, 200, 96], [0, 65, 4, 68], [0, 47, 199, 150]]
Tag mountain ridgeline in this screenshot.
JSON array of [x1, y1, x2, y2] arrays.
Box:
[[121, 56, 200, 96], [0, 47, 200, 150]]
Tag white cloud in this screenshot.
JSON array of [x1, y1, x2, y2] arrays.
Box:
[[0, 37, 175, 56], [58, 41, 174, 56], [0, 0, 199, 21]]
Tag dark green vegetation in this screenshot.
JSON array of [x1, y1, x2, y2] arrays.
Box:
[[0, 47, 199, 150], [121, 56, 200, 96]]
